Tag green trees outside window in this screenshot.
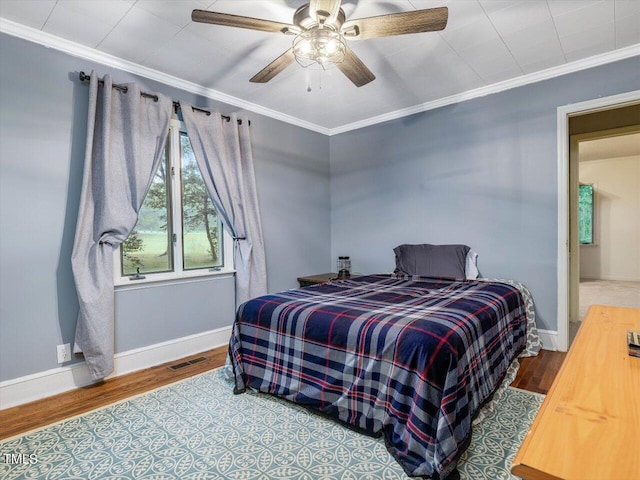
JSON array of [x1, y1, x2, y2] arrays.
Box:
[[179, 132, 221, 271], [121, 126, 222, 277], [578, 184, 594, 245]]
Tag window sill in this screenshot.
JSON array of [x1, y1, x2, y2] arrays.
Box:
[[579, 243, 599, 248], [114, 268, 235, 291]]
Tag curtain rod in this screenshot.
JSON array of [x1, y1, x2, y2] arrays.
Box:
[[78, 71, 249, 126]]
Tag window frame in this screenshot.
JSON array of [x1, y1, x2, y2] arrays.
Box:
[[113, 119, 234, 288]]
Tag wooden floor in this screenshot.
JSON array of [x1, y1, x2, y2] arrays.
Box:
[[510, 349, 567, 394], [0, 346, 565, 441], [0, 348, 227, 440]]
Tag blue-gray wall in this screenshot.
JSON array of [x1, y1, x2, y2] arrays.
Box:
[[330, 56, 640, 331], [0, 33, 331, 382], [1, 29, 638, 384]]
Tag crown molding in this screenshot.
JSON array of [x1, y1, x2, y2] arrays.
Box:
[[0, 18, 331, 136], [329, 44, 640, 135], [1, 17, 637, 138]]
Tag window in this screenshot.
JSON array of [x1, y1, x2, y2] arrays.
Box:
[[115, 120, 233, 285], [121, 139, 173, 276], [578, 183, 594, 245]]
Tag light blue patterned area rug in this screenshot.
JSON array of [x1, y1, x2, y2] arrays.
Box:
[[1, 368, 543, 480]]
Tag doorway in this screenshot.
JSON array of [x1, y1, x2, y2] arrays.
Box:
[[557, 91, 640, 351], [568, 128, 640, 345]]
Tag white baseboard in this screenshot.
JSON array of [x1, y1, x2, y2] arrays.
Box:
[[537, 328, 559, 351], [0, 324, 560, 409], [0, 326, 232, 410]]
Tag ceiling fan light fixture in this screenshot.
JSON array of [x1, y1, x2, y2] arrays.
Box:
[[292, 28, 346, 68], [193, 3, 448, 86]]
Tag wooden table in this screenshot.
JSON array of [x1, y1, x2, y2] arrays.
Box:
[[511, 305, 640, 480]]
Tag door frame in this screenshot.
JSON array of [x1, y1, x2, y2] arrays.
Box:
[[556, 89, 640, 351], [568, 125, 640, 326]]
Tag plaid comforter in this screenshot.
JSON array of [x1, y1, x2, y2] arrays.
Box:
[[228, 275, 529, 478]]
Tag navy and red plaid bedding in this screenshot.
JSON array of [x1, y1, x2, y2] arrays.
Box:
[[228, 275, 528, 478]]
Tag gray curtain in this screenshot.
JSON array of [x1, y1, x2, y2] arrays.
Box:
[[71, 72, 172, 380], [181, 107, 267, 306]]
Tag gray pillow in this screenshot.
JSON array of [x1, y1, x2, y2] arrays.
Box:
[[394, 244, 471, 280]]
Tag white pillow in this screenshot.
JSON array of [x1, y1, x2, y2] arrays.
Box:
[[465, 250, 479, 280]]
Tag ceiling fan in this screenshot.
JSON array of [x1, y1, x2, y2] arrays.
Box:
[[192, 0, 448, 87]]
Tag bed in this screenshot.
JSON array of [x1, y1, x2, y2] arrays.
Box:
[[227, 247, 541, 479]]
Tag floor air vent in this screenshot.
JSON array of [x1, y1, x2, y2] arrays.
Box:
[[169, 356, 208, 371]]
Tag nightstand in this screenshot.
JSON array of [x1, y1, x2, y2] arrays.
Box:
[[297, 273, 338, 287]]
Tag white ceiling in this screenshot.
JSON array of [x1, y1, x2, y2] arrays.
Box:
[[1, 0, 639, 132]]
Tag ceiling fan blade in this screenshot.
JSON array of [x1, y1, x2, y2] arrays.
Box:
[[309, 0, 342, 21], [341, 7, 448, 40], [192, 9, 294, 33], [336, 47, 375, 87], [250, 49, 296, 83]]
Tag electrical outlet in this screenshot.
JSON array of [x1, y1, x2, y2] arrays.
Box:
[[57, 343, 71, 364]]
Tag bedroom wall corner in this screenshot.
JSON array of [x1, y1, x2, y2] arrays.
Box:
[[328, 55, 640, 335], [0, 32, 332, 391]]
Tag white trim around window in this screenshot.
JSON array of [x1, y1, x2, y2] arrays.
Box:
[[113, 118, 235, 289]]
